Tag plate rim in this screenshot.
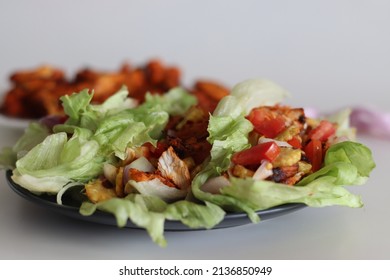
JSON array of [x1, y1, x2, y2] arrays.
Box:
[[0, 113, 31, 129], [5, 170, 306, 231]]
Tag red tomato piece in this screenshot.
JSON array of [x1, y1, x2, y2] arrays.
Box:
[[304, 139, 323, 172], [232, 141, 281, 166], [247, 108, 286, 138], [287, 136, 302, 149], [308, 120, 336, 142]]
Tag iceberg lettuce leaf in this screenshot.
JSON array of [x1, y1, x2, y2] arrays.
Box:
[[80, 196, 167, 247], [80, 194, 225, 247], [0, 122, 50, 169], [142, 87, 197, 116], [13, 128, 104, 193]]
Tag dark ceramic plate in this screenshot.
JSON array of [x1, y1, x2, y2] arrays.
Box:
[[6, 170, 306, 231]]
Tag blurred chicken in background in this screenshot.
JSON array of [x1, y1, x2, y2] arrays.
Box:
[[0, 59, 229, 119]]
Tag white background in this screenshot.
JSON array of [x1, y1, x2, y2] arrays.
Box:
[[0, 0, 389, 260]]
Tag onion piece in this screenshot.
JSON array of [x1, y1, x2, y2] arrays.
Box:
[[123, 157, 155, 185], [103, 163, 117, 185], [56, 182, 82, 205], [350, 107, 390, 140], [127, 178, 187, 203], [200, 176, 231, 194], [258, 137, 292, 148], [303, 107, 320, 119], [253, 160, 273, 180], [39, 115, 67, 131], [330, 135, 350, 145], [127, 156, 155, 173]]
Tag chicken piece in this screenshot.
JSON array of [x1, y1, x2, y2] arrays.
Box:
[[282, 172, 305, 185], [0, 59, 184, 119], [157, 146, 191, 190], [191, 80, 229, 112], [194, 80, 229, 101], [122, 147, 191, 203], [271, 164, 300, 184], [10, 65, 65, 85], [127, 168, 176, 188]]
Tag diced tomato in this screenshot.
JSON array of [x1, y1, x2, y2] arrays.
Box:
[[247, 108, 286, 138], [304, 139, 323, 172], [287, 136, 302, 149], [308, 120, 336, 142], [232, 141, 281, 166]]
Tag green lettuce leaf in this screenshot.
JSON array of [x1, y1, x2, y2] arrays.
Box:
[[11, 128, 104, 193], [15, 128, 102, 179], [91, 110, 167, 160], [55, 87, 193, 160], [55, 86, 134, 133], [298, 141, 375, 186], [164, 200, 225, 229], [60, 89, 94, 122], [0, 122, 50, 169], [80, 194, 225, 247], [81, 196, 167, 247], [141, 87, 197, 116]]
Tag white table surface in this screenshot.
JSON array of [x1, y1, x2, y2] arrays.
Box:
[[0, 0, 389, 260]]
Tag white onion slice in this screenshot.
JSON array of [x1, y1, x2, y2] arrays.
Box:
[[127, 179, 187, 203], [126, 156, 155, 173], [103, 163, 117, 185], [258, 137, 292, 148], [56, 182, 82, 205], [200, 176, 231, 194], [253, 160, 273, 180], [123, 156, 155, 185]]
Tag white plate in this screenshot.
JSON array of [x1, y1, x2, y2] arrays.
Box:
[[0, 113, 32, 130]]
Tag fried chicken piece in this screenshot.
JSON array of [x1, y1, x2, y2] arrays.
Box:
[[270, 164, 303, 185], [0, 59, 184, 119], [191, 80, 229, 112], [127, 168, 177, 188]]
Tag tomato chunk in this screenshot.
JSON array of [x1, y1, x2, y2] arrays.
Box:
[[308, 120, 336, 142], [304, 139, 323, 172], [247, 108, 286, 138], [287, 136, 302, 149], [232, 141, 281, 166]]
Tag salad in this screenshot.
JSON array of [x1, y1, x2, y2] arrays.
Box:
[[0, 78, 375, 247]]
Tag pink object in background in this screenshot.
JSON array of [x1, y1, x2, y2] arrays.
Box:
[[304, 106, 390, 140], [350, 107, 390, 140]]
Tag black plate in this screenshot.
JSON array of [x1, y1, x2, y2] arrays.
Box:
[[5, 170, 306, 231]]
